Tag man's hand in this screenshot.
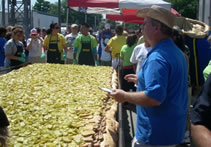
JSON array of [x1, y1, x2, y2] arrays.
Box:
[[124, 74, 138, 84], [109, 89, 127, 103]]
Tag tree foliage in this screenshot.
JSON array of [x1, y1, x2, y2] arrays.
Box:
[[33, 0, 199, 30], [165, 0, 199, 19], [33, 0, 102, 29], [33, 0, 51, 12]]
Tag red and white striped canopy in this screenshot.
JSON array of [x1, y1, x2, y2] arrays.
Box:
[[106, 14, 144, 24], [68, 0, 171, 9], [68, 0, 172, 24], [106, 8, 180, 24]]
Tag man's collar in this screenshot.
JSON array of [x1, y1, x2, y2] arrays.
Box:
[[147, 39, 173, 57]]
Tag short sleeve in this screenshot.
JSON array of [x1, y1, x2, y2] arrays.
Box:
[[27, 38, 31, 46], [107, 38, 113, 48], [91, 37, 98, 49], [43, 35, 49, 48], [144, 59, 169, 102], [130, 46, 139, 64], [203, 60, 211, 81], [120, 45, 126, 58], [60, 35, 67, 46], [64, 35, 68, 41], [73, 36, 80, 49], [4, 41, 14, 55]]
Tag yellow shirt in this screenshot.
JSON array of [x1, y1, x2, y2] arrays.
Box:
[[107, 35, 126, 58], [43, 33, 67, 53]]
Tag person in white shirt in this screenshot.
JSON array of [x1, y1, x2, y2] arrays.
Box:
[[99, 24, 113, 66], [130, 39, 152, 75], [26, 28, 45, 63], [65, 24, 79, 64]]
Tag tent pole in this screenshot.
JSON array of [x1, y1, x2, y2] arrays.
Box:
[[95, 16, 97, 29], [85, 12, 87, 23], [2, 0, 5, 26], [58, 0, 61, 32], [66, 6, 69, 30]]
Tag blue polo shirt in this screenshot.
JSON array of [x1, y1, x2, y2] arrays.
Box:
[[136, 39, 188, 145], [0, 37, 6, 67]]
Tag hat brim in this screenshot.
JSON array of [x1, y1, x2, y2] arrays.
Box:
[[31, 33, 38, 35], [136, 6, 176, 29], [136, 7, 151, 18], [71, 24, 78, 28]]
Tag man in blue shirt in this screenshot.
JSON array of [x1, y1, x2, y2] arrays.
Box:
[[0, 27, 7, 67], [110, 5, 188, 147]]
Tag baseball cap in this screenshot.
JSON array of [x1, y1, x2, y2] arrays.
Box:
[[71, 24, 78, 28], [30, 28, 38, 35], [104, 23, 110, 30]]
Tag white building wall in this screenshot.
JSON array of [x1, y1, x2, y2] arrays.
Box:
[[32, 11, 58, 29], [0, 11, 58, 28], [199, 0, 211, 26]]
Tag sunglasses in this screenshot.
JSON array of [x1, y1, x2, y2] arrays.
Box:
[[16, 34, 23, 37], [55, 26, 60, 29]]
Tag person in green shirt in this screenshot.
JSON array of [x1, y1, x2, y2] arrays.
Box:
[[120, 34, 137, 91], [203, 60, 211, 81], [73, 23, 98, 66], [203, 35, 211, 81]]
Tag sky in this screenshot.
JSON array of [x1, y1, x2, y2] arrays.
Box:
[[0, 0, 58, 10]]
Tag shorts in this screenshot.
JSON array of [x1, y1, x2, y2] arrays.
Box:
[[112, 58, 122, 69]]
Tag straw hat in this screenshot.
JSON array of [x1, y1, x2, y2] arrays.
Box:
[[136, 5, 176, 29]]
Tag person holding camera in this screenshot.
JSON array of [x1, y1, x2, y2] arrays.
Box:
[[26, 28, 45, 63]]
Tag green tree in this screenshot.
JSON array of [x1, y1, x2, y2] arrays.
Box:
[[125, 23, 140, 32], [47, 0, 102, 28], [165, 0, 199, 19], [33, 0, 51, 12]]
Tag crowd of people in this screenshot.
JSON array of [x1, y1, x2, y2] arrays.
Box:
[[0, 22, 143, 71], [0, 5, 211, 147]]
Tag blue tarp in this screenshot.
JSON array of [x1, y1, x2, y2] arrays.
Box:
[[185, 32, 211, 86]]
